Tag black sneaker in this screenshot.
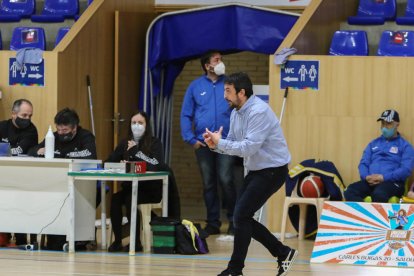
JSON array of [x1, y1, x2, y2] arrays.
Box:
[[277, 249, 298, 276], [217, 268, 243, 276], [204, 224, 220, 236], [108, 241, 123, 252]]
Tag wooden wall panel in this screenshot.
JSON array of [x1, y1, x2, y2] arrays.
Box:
[[0, 52, 58, 140], [267, 54, 414, 232], [56, 0, 155, 159]]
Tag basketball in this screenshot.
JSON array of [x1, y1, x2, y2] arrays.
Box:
[[299, 174, 325, 198], [0, 233, 9, 247]]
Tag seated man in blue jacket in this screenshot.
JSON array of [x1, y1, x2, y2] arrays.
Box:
[[345, 109, 414, 202]]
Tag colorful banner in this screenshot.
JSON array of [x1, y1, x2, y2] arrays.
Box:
[[311, 202, 414, 267]]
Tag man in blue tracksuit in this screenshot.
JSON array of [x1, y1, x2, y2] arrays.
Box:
[[180, 51, 237, 235], [345, 109, 414, 202]]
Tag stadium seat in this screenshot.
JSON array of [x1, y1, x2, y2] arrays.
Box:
[[377, 30, 414, 56], [10, 27, 46, 51], [348, 0, 396, 25], [31, 0, 78, 22], [55, 27, 70, 47], [0, 0, 35, 22], [329, 30, 369, 56], [396, 0, 414, 25]]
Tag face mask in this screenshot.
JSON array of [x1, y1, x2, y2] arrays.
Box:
[[381, 127, 395, 139], [131, 123, 145, 139], [58, 133, 74, 143], [213, 62, 225, 76], [15, 117, 31, 129]]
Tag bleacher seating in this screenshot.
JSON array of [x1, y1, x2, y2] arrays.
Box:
[[10, 27, 46, 50], [0, 0, 35, 22], [329, 30, 369, 56], [348, 0, 397, 25], [31, 0, 79, 22], [377, 30, 414, 56], [55, 27, 70, 47], [396, 0, 414, 25]]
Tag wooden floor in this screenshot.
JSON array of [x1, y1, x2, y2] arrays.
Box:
[[0, 235, 413, 276]]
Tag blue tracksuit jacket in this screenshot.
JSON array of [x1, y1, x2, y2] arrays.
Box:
[[180, 75, 231, 145]]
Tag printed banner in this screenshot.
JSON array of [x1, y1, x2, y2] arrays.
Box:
[[311, 202, 414, 267]]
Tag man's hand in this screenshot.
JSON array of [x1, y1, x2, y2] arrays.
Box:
[[366, 174, 384, 185], [37, 147, 45, 155], [193, 140, 206, 149], [203, 127, 223, 149]]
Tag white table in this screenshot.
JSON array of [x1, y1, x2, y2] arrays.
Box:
[[67, 171, 169, 255], [0, 157, 101, 247]]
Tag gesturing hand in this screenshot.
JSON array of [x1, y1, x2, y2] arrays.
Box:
[[203, 126, 223, 149]]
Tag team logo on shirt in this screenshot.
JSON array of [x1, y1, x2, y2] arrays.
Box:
[[200, 91, 206, 96], [135, 151, 159, 165], [389, 147, 398, 154], [67, 149, 92, 158]]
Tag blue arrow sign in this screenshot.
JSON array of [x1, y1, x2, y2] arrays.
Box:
[[9, 58, 45, 86], [280, 60, 319, 90]]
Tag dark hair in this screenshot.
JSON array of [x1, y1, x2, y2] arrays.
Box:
[[224, 72, 253, 98], [129, 110, 152, 155], [54, 108, 80, 127], [12, 99, 32, 112], [200, 50, 221, 74]]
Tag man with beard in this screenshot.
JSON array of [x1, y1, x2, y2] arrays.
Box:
[[0, 99, 38, 247], [29, 107, 97, 250], [203, 72, 298, 276], [180, 50, 238, 236]]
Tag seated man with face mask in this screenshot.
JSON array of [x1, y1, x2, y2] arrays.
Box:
[[344, 109, 414, 203], [29, 107, 96, 159], [28, 107, 97, 250], [0, 99, 38, 247]]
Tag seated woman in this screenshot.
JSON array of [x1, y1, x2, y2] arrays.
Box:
[[107, 110, 180, 252]]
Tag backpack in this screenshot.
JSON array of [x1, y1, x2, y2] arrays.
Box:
[[175, 219, 209, 254], [285, 159, 345, 239]]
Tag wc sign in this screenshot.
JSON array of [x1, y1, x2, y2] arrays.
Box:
[[280, 60, 319, 90], [9, 58, 45, 86]]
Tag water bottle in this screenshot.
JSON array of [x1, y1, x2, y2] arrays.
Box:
[[45, 125, 55, 159]]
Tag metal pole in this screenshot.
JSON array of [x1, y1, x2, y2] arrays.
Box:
[[86, 75, 96, 136]]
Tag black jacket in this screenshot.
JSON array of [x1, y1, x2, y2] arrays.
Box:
[[29, 126, 96, 159], [0, 119, 38, 155]]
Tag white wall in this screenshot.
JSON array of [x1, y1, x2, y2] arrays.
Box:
[[155, 0, 310, 6]]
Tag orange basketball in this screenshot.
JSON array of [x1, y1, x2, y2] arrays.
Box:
[[0, 233, 9, 247], [299, 174, 325, 198]]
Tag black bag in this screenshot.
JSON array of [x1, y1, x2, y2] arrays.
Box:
[[175, 220, 209, 255]]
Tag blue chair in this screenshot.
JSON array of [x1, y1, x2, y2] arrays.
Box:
[[329, 30, 369, 56], [31, 0, 78, 22], [10, 27, 46, 51], [0, 0, 35, 22], [348, 0, 396, 25], [377, 30, 414, 56], [55, 27, 70, 47], [396, 0, 414, 25]]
